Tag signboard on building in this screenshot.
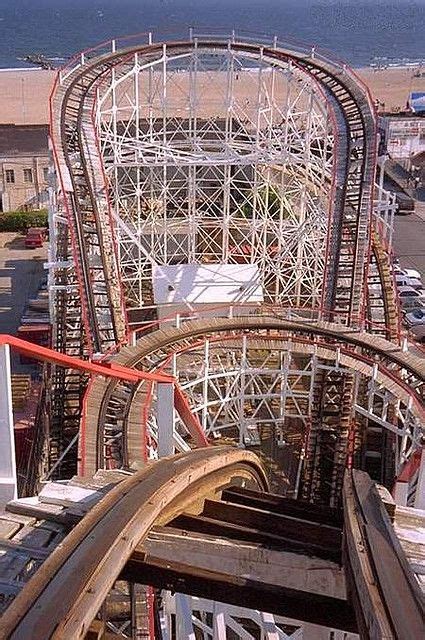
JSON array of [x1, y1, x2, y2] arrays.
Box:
[[384, 116, 425, 159]]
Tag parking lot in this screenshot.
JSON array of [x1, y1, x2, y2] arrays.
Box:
[[385, 203, 425, 342], [393, 203, 425, 280], [0, 233, 47, 370], [0, 232, 47, 334]]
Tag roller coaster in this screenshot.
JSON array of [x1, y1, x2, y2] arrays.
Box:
[[0, 444, 423, 639], [1, 30, 423, 638]]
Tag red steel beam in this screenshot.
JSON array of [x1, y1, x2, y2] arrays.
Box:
[[174, 385, 210, 447], [2, 333, 208, 450], [0, 334, 173, 384]]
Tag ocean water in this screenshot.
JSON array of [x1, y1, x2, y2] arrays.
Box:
[[0, 0, 424, 69]]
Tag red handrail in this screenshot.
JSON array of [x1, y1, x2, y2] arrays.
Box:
[[0, 334, 173, 384]]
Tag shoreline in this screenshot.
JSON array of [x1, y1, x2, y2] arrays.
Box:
[[0, 67, 51, 72], [0, 63, 423, 72], [0, 65, 424, 126]]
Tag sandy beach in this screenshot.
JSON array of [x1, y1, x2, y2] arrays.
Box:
[[0, 69, 56, 125], [0, 65, 424, 126], [357, 66, 425, 112]]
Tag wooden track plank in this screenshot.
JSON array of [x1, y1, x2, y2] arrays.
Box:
[[38, 482, 103, 508], [0, 522, 21, 541], [365, 524, 424, 640], [137, 525, 347, 599], [0, 448, 268, 639], [342, 472, 394, 639], [5, 499, 80, 526], [11, 526, 53, 549], [0, 555, 30, 583], [354, 471, 425, 609], [0, 541, 49, 561]]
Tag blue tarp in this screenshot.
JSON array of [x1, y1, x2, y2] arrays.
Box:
[[410, 92, 425, 113]]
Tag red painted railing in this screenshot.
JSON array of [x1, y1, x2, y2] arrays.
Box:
[[1, 334, 208, 458]]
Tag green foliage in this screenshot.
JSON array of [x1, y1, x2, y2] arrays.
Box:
[[240, 186, 290, 219], [0, 209, 48, 232]]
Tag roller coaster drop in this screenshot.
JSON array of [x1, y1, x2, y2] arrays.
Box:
[[30, 29, 424, 638]]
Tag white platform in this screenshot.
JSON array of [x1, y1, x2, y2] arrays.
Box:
[[153, 263, 263, 317]]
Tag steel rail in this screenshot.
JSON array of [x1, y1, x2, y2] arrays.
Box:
[[0, 447, 268, 640]]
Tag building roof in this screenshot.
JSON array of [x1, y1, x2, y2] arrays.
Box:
[[0, 124, 48, 157]]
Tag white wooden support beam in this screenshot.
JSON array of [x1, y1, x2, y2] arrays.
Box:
[[414, 448, 425, 509], [157, 382, 175, 457], [393, 481, 409, 507], [0, 345, 17, 506], [175, 594, 196, 640], [212, 602, 227, 639], [260, 611, 281, 639]]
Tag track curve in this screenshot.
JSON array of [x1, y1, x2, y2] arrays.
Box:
[[82, 313, 424, 477], [48, 33, 401, 484], [50, 34, 378, 354], [1, 447, 267, 640]]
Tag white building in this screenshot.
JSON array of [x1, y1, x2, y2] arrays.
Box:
[[0, 124, 49, 212]]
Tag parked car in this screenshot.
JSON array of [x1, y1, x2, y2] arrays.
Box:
[[401, 299, 425, 311], [395, 192, 415, 215], [409, 324, 425, 343], [25, 227, 45, 248], [395, 274, 423, 290], [404, 307, 425, 327], [398, 285, 425, 298], [394, 267, 422, 281], [398, 286, 425, 310]]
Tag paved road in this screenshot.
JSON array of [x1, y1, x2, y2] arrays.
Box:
[[0, 232, 47, 371], [392, 203, 425, 280], [0, 233, 47, 334]]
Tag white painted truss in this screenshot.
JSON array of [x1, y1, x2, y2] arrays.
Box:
[[160, 593, 358, 640], [128, 320, 423, 494], [93, 43, 332, 311]]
